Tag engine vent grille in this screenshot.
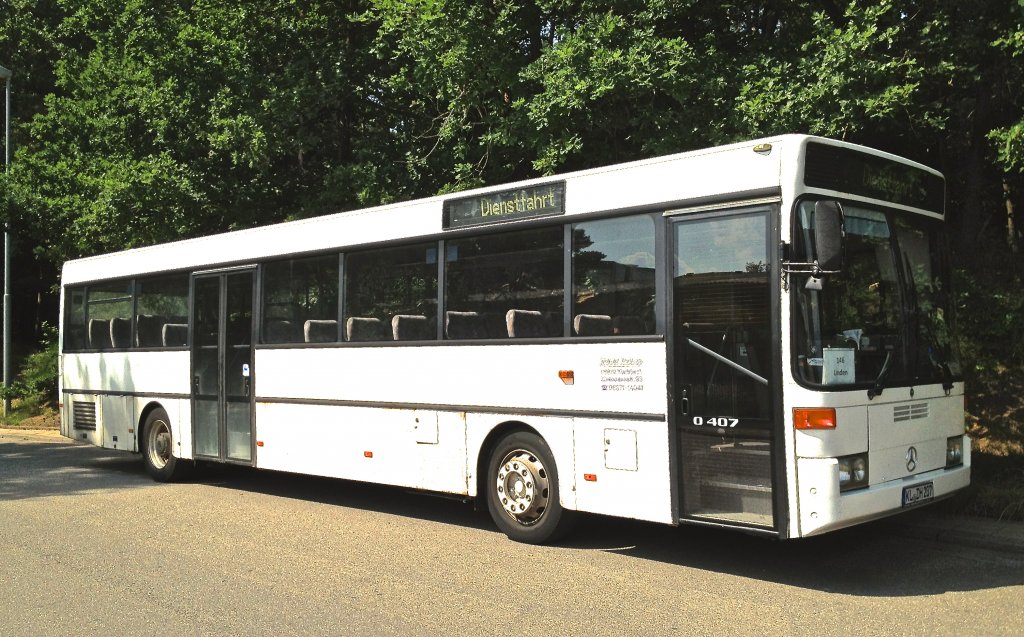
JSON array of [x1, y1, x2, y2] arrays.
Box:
[[893, 402, 928, 422], [73, 401, 97, 430]]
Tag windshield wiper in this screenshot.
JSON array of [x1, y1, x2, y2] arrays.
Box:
[[867, 249, 914, 400], [867, 349, 893, 400], [939, 360, 954, 394]]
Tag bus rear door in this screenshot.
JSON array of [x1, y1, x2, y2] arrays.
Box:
[[191, 269, 256, 464]]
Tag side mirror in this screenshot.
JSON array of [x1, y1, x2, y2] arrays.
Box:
[[814, 200, 845, 272]]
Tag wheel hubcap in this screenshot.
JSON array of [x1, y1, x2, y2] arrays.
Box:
[[148, 420, 171, 469], [495, 449, 550, 526]]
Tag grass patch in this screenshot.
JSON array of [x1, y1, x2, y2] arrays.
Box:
[[0, 402, 60, 430]]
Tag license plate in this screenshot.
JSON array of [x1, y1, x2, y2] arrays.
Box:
[[902, 482, 934, 507]]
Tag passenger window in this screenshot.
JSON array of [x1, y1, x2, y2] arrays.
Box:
[[135, 275, 189, 348], [86, 281, 134, 349], [345, 243, 438, 341], [62, 287, 87, 351], [445, 227, 563, 339], [572, 215, 656, 336], [262, 255, 340, 344]]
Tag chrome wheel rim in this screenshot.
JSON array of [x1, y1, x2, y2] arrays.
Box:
[[495, 448, 550, 526], [146, 419, 172, 470]]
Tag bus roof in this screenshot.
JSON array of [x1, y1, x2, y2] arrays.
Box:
[[59, 134, 939, 285]]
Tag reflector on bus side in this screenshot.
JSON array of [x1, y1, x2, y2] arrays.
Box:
[[793, 408, 837, 430]]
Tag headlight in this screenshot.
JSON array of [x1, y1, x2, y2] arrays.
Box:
[[838, 453, 869, 492], [946, 436, 964, 468]]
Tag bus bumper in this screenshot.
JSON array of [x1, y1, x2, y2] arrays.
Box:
[[795, 444, 971, 537]]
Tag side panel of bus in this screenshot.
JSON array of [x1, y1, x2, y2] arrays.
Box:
[[250, 343, 673, 524]]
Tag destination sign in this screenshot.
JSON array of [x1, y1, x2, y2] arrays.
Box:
[[804, 142, 945, 214], [443, 182, 566, 229]]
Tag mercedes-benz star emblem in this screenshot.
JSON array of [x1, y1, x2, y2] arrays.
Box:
[[906, 446, 918, 473]]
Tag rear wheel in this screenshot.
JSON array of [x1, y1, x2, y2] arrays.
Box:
[[142, 408, 190, 482], [486, 431, 576, 544]]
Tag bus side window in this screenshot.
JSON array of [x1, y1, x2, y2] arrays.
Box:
[[345, 243, 438, 342], [85, 280, 133, 350], [262, 255, 339, 344], [571, 215, 656, 336], [445, 227, 563, 339], [136, 274, 189, 349], [63, 287, 87, 351]]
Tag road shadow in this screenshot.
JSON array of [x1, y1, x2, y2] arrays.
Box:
[[0, 434, 151, 502], [556, 511, 1024, 598], [11, 433, 1021, 600], [196, 462, 1024, 599], [193, 462, 494, 533]]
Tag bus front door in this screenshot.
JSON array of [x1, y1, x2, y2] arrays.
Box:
[[671, 209, 776, 529], [191, 270, 256, 464]]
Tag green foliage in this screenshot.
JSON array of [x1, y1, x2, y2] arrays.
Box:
[[520, 6, 708, 173], [955, 245, 1024, 454], [4, 0, 386, 262], [990, 18, 1024, 173], [1, 0, 1023, 453], [1, 324, 58, 411], [737, 1, 938, 138]]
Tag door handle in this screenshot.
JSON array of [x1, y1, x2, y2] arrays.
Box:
[[242, 363, 251, 397]]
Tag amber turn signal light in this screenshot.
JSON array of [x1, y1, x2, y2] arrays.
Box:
[[794, 407, 837, 430]]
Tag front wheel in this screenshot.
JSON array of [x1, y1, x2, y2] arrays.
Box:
[[486, 431, 576, 544], [142, 408, 191, 482]]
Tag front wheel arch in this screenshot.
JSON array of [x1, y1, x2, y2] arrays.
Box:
[[474, 421, 535, 509], [484, 429, 577, 544]]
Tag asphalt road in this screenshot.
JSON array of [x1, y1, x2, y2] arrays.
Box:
[[2, 429, 1022, 637]]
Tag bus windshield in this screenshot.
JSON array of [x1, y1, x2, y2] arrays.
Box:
[[792, 201, 961, 390]]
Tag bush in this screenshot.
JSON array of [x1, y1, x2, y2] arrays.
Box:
[[1, 323, 58, 412], [955, 244, 1024, 456]]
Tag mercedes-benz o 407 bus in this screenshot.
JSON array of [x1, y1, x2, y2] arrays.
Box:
[[59, 135, 969, 543]]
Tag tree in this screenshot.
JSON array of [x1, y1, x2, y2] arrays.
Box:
[[0, 0, 1022, 444]]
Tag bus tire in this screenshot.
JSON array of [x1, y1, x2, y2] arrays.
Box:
[[486, 431, 576, 544], [142, 408, 190, 482]]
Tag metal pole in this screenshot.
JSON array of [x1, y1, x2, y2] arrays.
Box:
[[0, 65, 11, 416]]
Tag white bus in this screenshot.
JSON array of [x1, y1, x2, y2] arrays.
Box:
[[59, 134, 969, 543]]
